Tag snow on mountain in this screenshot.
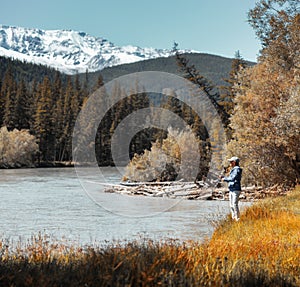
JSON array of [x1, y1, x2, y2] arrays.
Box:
[[0, 25, 195, 75]]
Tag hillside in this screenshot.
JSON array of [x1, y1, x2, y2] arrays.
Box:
[[0, 52, 255, 91], [0, 55, 66, 85], [85, 52, 255, 88]]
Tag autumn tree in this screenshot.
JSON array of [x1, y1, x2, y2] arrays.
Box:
[[124, 127, 204, 182], [0, 127, 38, 168], [248, 0, 300, 71], [227, 0, 300, 187]]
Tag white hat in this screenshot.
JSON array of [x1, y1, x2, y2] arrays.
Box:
[[228, 156, 239, 162]]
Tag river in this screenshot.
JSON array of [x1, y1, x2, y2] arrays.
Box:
[[0, 167, 250, 246]]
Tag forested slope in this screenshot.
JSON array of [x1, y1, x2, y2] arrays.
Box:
[[0, 52, 239, 168]]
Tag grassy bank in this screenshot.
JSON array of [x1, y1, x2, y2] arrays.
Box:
[[1, 186, 299, 286]]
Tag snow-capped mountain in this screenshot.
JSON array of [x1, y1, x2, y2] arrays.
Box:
[[0, 25, 195, 75]]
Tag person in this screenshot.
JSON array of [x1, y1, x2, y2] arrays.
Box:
[[220, 156, 242, 221]]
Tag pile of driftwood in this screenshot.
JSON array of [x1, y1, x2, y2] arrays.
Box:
[[103, 181, 288, 201], [104, 181, 212, 200]]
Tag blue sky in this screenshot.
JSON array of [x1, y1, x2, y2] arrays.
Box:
[[1, 0, 261, 61]]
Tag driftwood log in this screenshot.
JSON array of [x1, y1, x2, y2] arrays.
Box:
[[102, 181, 288, 201]]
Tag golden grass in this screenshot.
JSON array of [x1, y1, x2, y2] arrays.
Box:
[[204, 186, 300, 286], [1, 186, 299, 286]]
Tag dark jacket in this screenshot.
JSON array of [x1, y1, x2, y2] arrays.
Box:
[[223, 166, 242, 191]]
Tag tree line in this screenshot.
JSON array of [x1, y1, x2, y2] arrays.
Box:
[[1, 60, 202, 168], [0, 61, 154, 166]]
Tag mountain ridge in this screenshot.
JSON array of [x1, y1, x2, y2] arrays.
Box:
[[0, 24, 197, 75]]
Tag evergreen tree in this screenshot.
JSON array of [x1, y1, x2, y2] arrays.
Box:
[[92, 74, 105, 93], [162, 92, 183, 119], [219, 51, 248, 138], [3, 79, 17, 130], [126, 91, 151, 158], [0, 65, 14, 128], [29, 79, 39, 133], [173, 43, 225, 117], [220, 51, 247, 116], [59, 76, 75, 161], [52, 72, 65, 161], [81, 69, 90, 104], [34, 77, 55, 162], [15, 79, 32, 130]]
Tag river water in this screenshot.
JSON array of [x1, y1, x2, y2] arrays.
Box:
[[0, 167, 250, 246]]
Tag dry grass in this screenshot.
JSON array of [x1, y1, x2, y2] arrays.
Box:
[[205, 185, 300, 286], [1, 186, 299, 286]]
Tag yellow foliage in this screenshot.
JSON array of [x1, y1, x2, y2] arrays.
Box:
[[228, 59, 300, 187], [0, 126, 38, 167], [124, 127, 205, 182]]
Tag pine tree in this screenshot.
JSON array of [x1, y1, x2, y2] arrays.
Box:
[[126, 90, 151, 159], [34, 77, 55, 162], [52, 72, 65, 161], [92, 74, 105, 93], [220, 51, 247, 116], [59, 76, 74, 161], [173, 43, 226, 118], [81, 69, 90, 104], [219, 51, 248, 137], [3, 79, 17, 131], [29, 79, 39, 133], [1, 65, 15, 128], [15, 79, 32, 130]]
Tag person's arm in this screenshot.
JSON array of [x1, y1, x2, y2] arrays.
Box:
[[223, 167, 239, 182]]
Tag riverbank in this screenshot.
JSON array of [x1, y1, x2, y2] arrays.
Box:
[[0, 185, 299, 286], [104, 181, 289, 201], [0, 161, 75, 169]]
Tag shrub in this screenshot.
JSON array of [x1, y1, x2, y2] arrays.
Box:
[[0, 126, 38, 168], [124, 127, 208, 182]]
